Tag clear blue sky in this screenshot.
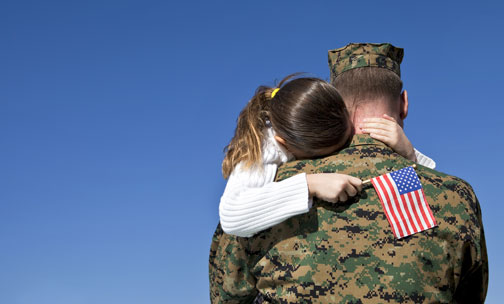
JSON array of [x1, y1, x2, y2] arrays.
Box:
[[1, 0, 503, 303]]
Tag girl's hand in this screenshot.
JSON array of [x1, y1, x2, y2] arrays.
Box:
[[360, 114, 416, 162], [306, 173, 362, 203]]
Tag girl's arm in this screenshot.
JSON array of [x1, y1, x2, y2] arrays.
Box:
[[219, 162, 311, 237], [220, 164, 362, 237], [219, 129, 362, 237], [360, 114, 436, 169]]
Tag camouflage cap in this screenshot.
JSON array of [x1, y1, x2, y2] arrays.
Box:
[[328, 43, 404, 82]]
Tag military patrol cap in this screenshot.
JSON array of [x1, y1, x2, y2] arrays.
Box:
[[328, 43, 404, 82]]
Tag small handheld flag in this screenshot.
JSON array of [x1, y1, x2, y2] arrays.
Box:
[[369, 166, 437, 239]]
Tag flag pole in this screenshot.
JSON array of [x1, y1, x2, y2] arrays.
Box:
[[362, 164, 417, 185]]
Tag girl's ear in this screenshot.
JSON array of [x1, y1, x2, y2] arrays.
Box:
[[275, 135, 305, 159]]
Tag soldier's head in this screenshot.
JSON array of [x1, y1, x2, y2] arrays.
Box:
[[222, 74, 351, 178], [329, 43, 409, 131]]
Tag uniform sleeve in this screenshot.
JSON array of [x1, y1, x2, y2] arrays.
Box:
[[209, 225, 257, 303], [414, 148, 436, 169], [453, 194, 489, 303], [219, 163, 311, 237]]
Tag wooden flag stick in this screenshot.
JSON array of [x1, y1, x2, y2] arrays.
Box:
[[362, 164, 417, 185]]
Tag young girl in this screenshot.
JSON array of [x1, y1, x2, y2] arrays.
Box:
[[220, 75, 435, 237]]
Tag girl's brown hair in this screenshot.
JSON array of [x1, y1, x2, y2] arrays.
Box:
[[222, 74, 350, 179]]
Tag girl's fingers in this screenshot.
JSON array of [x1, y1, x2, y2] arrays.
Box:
[[382, 114, 396, 122], [338, 192, 348, 202], [327, 197, 338, 203], [361, 121, 394, 131], [361, 128, 392, 137], [368, 133, 391, 144], [347, 176, 363, 191], [344, 182, 358, 197]]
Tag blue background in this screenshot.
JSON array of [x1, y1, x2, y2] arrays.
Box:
[[2, 0, 503, 303]]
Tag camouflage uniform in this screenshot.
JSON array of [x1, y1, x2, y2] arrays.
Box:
[[209, 43, 487, 303], [209, 135, 488, 303]]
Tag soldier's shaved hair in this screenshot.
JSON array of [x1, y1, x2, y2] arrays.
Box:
[[332, 67, 403, 110]]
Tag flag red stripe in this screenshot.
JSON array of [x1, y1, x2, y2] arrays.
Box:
[[402, 192, 422, 232], [413, 189, 431, 227], [372, 177, 403, 238], [382, 174, 412, 236], [371, 178, 401, 238], [406, 191, 427, 231], [419, 189, 437, 227], [409, 190, 429, 230], [390, 183, 418, 234], [377, 175, 406, 238]]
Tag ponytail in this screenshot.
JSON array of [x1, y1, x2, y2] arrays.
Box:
[[222, 86, 275, 179]]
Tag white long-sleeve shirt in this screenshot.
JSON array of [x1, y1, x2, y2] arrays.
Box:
[[219, 129, 436, 237], [219, 128, 311, 237]]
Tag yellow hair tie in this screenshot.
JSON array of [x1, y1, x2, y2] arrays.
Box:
[[271, 88, 280, 99]]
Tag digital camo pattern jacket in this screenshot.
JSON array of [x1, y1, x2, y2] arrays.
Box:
[[209, 135, 488, 304]]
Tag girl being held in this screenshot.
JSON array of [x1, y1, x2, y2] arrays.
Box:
[[220, 75, 434, 237]]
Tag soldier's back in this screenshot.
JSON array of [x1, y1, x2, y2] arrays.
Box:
[[209, 135, 487, 304], [247, 135, 487, 303]]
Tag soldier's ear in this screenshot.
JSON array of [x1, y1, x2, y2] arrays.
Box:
[[400, 90, 409, 120]]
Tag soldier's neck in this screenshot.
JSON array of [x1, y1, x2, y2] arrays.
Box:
[[351, 102, 401, 135]]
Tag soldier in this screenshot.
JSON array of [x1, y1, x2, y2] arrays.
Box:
[[209, 43, 488, 303]]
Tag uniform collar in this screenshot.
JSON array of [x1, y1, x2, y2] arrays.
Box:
[[348, 134, 389, 148]]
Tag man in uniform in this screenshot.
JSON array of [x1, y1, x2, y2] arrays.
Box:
[[209, 43, 488, 303]]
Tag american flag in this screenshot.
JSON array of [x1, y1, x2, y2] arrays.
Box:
[[370, 166, 437, 239]]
